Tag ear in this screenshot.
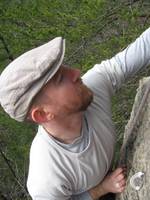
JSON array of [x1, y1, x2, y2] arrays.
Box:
[[31, 107, 54, 123]]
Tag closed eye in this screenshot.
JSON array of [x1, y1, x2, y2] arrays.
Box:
[[56, 73, 63, 84]]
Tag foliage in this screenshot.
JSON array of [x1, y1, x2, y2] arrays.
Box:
[[0, 0, 150, 199]]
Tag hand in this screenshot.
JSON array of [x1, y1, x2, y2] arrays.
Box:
[[89, 167, 126, 200], [100, 167, 126, 194]]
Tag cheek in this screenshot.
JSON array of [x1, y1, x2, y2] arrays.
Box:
[[58, 86, 80, 106]]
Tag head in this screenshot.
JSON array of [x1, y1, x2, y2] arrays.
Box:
[[0, 37, 93, 123], [27, 65, 93, 124], [0, 37, 65, 122]]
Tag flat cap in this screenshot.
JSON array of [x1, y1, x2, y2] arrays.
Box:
[[0, 37, 65, 122]]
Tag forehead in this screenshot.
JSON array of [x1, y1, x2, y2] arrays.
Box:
[[43, 64, 70, 88], [43, 65, 63, 88], [49, 64, 70, 81]]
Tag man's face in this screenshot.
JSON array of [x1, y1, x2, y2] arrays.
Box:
[[40, 65, 93, 118]]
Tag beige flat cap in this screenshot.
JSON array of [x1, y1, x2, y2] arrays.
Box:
[[0, 37, 65, 122]]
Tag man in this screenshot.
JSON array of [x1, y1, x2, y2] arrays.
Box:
[[0, 27, 150, 200]]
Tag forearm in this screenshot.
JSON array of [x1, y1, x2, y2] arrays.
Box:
[[71, 186, 105, 200], [93, 27, 150, 93], [88, 183, 107, 200], [71, 191, 92, 200], [114, 27, 150, 79], [112, 27, 150, 89]]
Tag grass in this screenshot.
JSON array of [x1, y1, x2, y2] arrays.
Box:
[[0, 0, 150, 199]]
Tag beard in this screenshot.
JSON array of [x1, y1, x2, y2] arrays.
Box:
[[51, 81, 94, 118], [59, 85, 93, 118], [78, 83, 93, 111]]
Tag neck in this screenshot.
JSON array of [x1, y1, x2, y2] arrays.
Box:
[[42, 112, 83, 144]]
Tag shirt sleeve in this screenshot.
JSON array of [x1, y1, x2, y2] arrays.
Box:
[[108, 27, 150, 92], [83, 27, 150, 96]]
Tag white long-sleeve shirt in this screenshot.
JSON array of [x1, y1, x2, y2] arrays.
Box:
[[27, 27, 150, 200]]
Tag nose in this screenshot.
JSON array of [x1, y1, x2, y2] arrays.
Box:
[[71, 68, 81, 82]]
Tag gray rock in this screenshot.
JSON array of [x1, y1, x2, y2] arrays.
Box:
[[116, 77, 150, 200]]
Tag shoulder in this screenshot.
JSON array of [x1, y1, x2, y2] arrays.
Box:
[[27, 177, 72, 200], [27, 128, 73, 199], [27, 161, 72, 200]]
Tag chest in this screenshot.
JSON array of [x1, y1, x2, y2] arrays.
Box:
[[50, 127, 115, 194]]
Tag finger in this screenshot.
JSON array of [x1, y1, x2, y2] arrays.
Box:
[[118, 165, 127, 173], [119, 165, 127, 169], [118, 179, 126, 187], [122, 168, 127, 174], [112, 168, 124, 177], [118, 186, 126, 193], [116, 173, 125, 182], [118, 166, 127, 177]]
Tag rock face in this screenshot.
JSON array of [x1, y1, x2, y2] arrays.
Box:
[[116, 77, 150, 200]]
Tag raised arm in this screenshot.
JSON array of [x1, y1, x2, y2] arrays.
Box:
[[83, 27, 150, 96], [110, 27, 150, 91]]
